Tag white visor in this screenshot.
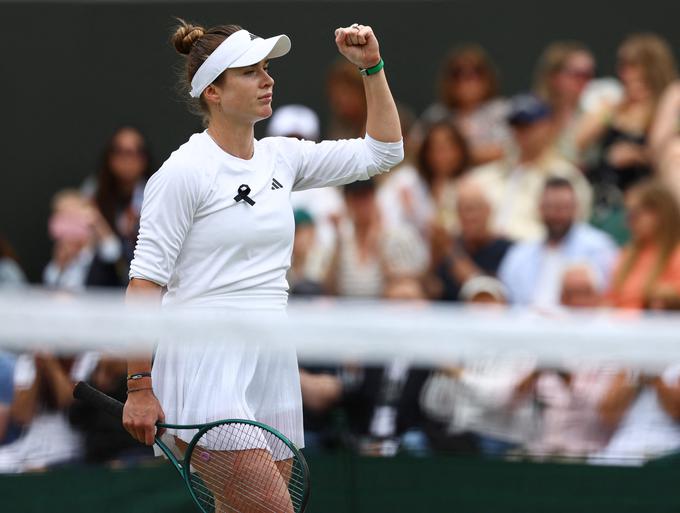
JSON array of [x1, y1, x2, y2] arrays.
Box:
[[189, 29, 291, 98]]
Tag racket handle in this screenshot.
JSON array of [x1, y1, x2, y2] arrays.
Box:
[[73, 381, 124, 420]]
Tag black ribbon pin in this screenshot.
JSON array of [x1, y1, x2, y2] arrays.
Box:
[[234, 184, 255, 206]]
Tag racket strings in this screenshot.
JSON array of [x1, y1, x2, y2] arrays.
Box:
[[189, 456, 300, 513], [187, 422, 306, 513], [190, 448, 303, 509], [189, 471, 282, 513], [188, 462, 289, 512]]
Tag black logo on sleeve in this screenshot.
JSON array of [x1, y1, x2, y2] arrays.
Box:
[[271, 178, 283, 190]]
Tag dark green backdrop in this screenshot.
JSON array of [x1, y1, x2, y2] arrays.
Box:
[[2, 1, 680, 280], [1, 453, 679, 512]]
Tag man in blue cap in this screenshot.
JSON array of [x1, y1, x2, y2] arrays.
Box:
[[470, 93, 592, 241]]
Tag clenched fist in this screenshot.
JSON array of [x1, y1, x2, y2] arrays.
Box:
[[334, 24, 381, 70]]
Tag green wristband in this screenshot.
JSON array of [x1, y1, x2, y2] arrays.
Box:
[[359, 58, 384, 77]]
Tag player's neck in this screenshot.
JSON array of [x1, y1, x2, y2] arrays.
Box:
[[207, 117, 255, 160]]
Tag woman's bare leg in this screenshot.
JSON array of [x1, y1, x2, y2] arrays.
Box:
[[176, 437, 294, 513]]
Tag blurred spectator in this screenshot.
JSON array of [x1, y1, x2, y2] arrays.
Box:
[[608, 180, 680, 309], [650, 82, 680, 203], [559, 263, 604, 308], [343, 274, 434, 456], [0, 353, 97, 472], [430, 179, 513, 301], [577, 34, 678, 242], [299, 367, 343, 451], [420, 330, 541, 457], [472, 94, 592, 241], [532, 368, 617, 460], [268, 104, 344, 259], [381, 224, 429, 301], [590, 291, 680, 465], [43, 190, 123, 291], [413, 44, 511, 165], [421, 284, 541, 457], [533, 41, 595, 162], [288, 210, 327, 296], [459, 275, 508, 304], [325, 180, 384, 297], [327, 362, 431, 457], [528, 266, 616, 459], [417, 121, 471, 236], [645, 284, 680, 311], [383, 275, 427, 301], [592, 366, 680, 466], [0, 237, 26, 287], [302, 283, 433, 456], [326, 180, 426, 298], [69, 358, 151, 464], [0, 352, 19, 445], [326, 59, 366, 139], [377, 103, 432, 238], [84, 126, 153, 276], [267, 104, 320, 141], [498, 178, 617, 308]]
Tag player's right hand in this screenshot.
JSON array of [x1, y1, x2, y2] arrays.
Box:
[[123, 389, 165, 446]]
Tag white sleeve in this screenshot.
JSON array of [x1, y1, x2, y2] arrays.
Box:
[[291, 135, 404, 191], [129, 162, 203, 286]]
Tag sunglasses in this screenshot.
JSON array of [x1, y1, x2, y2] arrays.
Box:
[[111, 146, 146, 158], [561, 67, 594, 81], [617, 57, 640, 69], [449, 65, 486, 80]]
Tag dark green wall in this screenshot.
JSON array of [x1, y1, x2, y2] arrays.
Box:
[[1, 453, 679, 512], [2, 1, 680, 280]]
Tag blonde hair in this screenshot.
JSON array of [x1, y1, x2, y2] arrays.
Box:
[[614, 180, 680, 299], [618, 33, 678, 101], [533, 41, 591, 106], [51, 189, 86, 212]]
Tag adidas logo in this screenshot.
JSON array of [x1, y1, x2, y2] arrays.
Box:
[[271, 178, 283, 190]]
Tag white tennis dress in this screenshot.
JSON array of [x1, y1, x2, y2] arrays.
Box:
[[129, 131, 403, 448]]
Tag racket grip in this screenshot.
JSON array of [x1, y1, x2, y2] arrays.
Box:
[[73, 381, 124, 420]]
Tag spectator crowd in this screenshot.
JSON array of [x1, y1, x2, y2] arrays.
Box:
[[2, 32, 680, 471]]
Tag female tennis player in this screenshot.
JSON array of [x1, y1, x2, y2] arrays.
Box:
[[122, 19, 402, 512]]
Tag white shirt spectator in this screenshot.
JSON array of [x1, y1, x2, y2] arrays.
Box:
[[591, 365, 680, 466], [376, 162, 434, 237], [421, 358, 541, 446], [43, 237, 122, 292], [0, 353, 99, 473], [0, 259, 26, 288]]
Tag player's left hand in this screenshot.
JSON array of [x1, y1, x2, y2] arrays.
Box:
[[334, 24, 381, 70]]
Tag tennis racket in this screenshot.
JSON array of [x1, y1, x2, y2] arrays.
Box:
[[73, 381, 310, 513]]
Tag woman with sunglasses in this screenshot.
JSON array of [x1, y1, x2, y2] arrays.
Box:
[[122, 20, 402, 512], [533, 41, 595, 163], [413, 44, 510, 166], [81, 126, 153, 284]]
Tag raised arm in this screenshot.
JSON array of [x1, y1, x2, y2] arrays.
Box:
[[334, 24, 401, 143], [291, 26, 403, 192], [649, 82, 680, 161]]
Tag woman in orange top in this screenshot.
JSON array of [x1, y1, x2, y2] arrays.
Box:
[[609, 180, 680, 309]]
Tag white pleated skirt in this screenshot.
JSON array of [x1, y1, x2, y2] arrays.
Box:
[[151, 308, 304, 453]]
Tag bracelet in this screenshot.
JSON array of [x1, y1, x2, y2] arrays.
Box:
[[127, 387, 153, 394], [359, 58, 384, 77], [127, 372, 152, 381]]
